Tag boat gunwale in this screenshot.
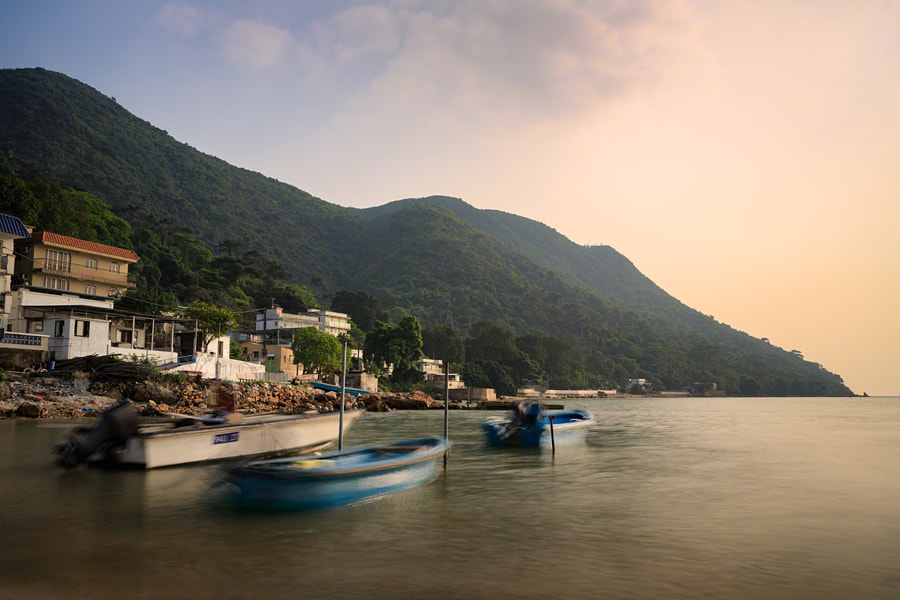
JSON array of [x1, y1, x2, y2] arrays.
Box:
[[229, 437, 451, 480], [133, 409, 365, 439]]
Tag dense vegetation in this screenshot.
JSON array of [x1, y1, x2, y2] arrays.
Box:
[[0, 67, 853, 396]]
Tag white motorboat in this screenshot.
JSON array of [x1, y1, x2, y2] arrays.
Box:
[[54, 402, 364, 469]]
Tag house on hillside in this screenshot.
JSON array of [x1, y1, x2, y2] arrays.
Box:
[[232, 306, 352, 382], [415, 357, 465, 390], [255, 306, 351, 338], [14, 230, 139, 298], [9, 230, 140, 361], [0, 214, 48, 367], [0, 227, 263, 380], [0, 213, 31, 331], [235, 340, 300, 379]]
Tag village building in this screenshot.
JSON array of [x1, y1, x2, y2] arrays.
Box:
[[0, 227, 263, 381], [0, 214, 48, 367], [0, 213, 31, 331], [255, 306, 351, 338], [415, 357, 464, 390], [14, 230, 139, 299]]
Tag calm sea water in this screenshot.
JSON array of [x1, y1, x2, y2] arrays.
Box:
[[1, 397, 899, 600]]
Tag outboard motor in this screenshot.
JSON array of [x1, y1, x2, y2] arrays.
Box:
[[55, 402, 139, 469]]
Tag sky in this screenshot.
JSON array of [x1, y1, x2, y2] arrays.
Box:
[[1, 1, 898, 396]]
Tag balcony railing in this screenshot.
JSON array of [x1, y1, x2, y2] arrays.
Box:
[[0, 331, 48, 350], [32, 258, 136, 287]]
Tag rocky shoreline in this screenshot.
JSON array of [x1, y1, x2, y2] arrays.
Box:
[[0, 372, 462, 420]]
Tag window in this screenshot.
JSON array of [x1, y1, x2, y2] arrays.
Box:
[[118, 329, 133, 343], [46, 249, 71, 272], [109, 262, 120, 274], [74, 320, 90, 337], [86, 257, 98, 270], [44, 277, 69, 291], [54, 320, 64, 337], [84, 285, 97, 295]]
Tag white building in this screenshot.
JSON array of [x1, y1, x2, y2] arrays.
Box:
[[415, 357, 465, 389], [0, 213, 31, 331], [255, 306, 351, 338]]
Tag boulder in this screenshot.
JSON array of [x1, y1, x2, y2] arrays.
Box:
[[365, 399, 393, 412], [17, 401, 43, 418]]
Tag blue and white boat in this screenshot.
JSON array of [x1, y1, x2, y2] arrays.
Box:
[[220, 436, 452, 511], [483, 403, 594, 448]]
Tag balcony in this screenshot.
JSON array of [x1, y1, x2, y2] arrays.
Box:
[[32, 258, 136, 288]]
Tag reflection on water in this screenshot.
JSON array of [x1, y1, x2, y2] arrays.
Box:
[[2, 398, 900, 599]]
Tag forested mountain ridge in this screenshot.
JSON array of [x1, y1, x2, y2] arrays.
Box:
[[0, 67, 853, 395], [358, 196, 714, 328], [0, 67, 358, 288]]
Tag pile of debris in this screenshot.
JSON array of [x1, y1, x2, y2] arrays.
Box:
[[43, 354, 152, 381]]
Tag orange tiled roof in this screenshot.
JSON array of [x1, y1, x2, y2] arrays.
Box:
[[31, 231, 139, 261]]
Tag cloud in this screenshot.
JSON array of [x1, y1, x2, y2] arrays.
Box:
[[218, 19, 296, 71], [296, 0, 706, 127], [152, 2, 703, 123], [156, 3, 206, 38]]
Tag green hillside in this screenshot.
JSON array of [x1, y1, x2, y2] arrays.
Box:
[[0, 68, 357, 288], [0, 68, 853, 396]]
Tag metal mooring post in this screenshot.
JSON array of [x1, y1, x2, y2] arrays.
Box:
[[339, 341, 347, 451], [444, 361, 450, 468]]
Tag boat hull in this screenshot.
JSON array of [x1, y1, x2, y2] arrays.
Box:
[[483, 408, 594, 448], [107, 410, 364, 469], [222, 437, 452, 511]]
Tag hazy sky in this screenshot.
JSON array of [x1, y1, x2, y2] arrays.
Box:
[[2, 1, 898, 396]]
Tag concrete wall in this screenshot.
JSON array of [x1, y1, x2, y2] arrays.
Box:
[[170, 353, 265, 382]]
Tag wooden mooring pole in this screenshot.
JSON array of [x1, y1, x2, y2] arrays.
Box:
[[549, 415, 556, 453]]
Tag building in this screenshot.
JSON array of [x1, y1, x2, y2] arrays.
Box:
[[237, 340, 300, 377], [10, 231, 139, 343], [14, 230, 139, 299], [255, 306, 351, 338], [8, 230, 158, 363], [0, 214, 48, 367], [0, 213, 31, 331], [415, 357, 465, 390]]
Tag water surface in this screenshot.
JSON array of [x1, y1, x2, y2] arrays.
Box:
[[1, 397, 898, 599]]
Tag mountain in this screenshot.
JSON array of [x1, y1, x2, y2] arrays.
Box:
[[357, 196, 718, 332], [0, 68, 853, 395], [0, 68, 357, 288]]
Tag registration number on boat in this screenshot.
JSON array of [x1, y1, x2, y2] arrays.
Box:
[[213, 432, 240, 445]]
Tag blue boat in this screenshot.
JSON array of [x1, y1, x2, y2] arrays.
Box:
[[220, 437, 452, 511], [483, 403, 594, 448], [311, 381, 371, 396]]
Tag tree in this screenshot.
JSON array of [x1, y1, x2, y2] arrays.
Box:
[[482, 360, 517, 396], [422, 325, 464, 363], [331, 290, 390, 332], [363, 317, 424, 383], [185, 302, 237, 348], [395, 316, 424, 370], [464, 321, 516, 364], [292, 327, 342, 378]]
